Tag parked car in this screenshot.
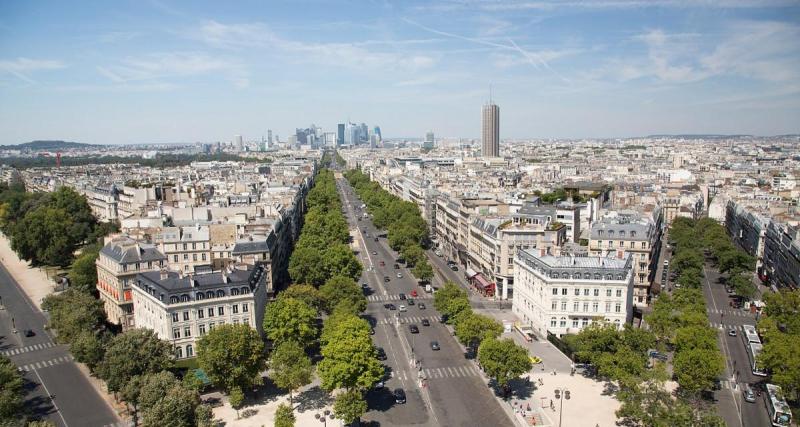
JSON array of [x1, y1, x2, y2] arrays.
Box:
[[422, 319, 430, 327], [418, 303, 426, 310], [409, 325, 419, 334], [374, 380, 385, 389], [393, 263, 400, 269], [743, 384, 756, 403], [386, 304, 396, 311], [728, 328, 737, 337], [649, 350, 668, 361], [376, 348, 387, 360], [397, 273, 403, 278], [435, 250, 442, 257], [374, 237, 379, 242], [394, 388, 406, 404], [410, 290, 418, 297], [450, 265, 458, 271], [384, 276, 390, 282], [24, 329, 35, 337], [430, 341, 440, 351], [408, 299, 414, 306], [380, 261, 385, 266], [372, 251, 377, 255], [399, 305, 407, 312]]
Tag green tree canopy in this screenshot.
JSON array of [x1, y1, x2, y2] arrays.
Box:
[[0, 355, 24, 422], [454, 312, 503, 350], [333, 389, 368, 424], [97, 329, 173, 393], [270, 341, 313, 405], [67, 245, 100, 294], [197, 324, 266, 394], [317, 315, 383, 392], [477, 338, 532, 388], [281, 283, 324, 313], [42, 288, 106, 345], [672, 348, 724, 394], [263, 297, 318, 349], [274, 403, 296, 427], [319, 275, 367, 314], [412, 260, 434, 283]]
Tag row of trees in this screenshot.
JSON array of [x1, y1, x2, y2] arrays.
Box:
[[669, 217, 756, 299], [758, 289, 800, 406], [0, 184, 116, 267], [433, 282, 532, 389], [343, 169, 434, 283]]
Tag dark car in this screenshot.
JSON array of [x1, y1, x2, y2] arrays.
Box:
[[399, 293, 406, 300], [384, 276, 391, 282], [24, 329, 35, 337], [393, 263, 400, 269], [418, 303, 426, 310], [422, 319, 430, 327], [394, 388, 406, 404], [376, 348, 387, 361], [450, 265, 459, 271], [387, 304, 397, 311], [409, 325, 419, 334], [362, 282, 369, 289], [374, 237, 379, 242], [408, 299, 414, 306], [430, 341, 440, 351]]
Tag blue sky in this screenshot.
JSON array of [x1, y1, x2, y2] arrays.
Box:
[[1, 0, 798, 145]]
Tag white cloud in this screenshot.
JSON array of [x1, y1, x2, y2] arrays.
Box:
[[420, 0, 799, 12], [0, 57, 65, 84], [97, 52, 249, 88]]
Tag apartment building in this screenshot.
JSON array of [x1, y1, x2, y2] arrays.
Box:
[[513, 248, 634, 338], [132, 263, 268, 359], [83, 184, 119, 222], [155, 225, 212, 273], [588, 210, 662, 307], [96, 236, 167, 328]]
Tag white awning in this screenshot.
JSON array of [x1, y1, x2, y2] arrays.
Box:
[[465, 267, 478, 278]]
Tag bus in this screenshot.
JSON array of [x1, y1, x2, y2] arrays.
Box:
[[766, 383, 792, 427], [747, 342, 768, 377], [742, 324, 761, 344]]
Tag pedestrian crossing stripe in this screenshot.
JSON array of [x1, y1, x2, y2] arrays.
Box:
[[421, 365, 479, 379], [367, 294, 433, 302], [18, 355, 74, 372], [705, 308, 752, 317], [0, 342, 55, 357], [376, 316, 438, 325]]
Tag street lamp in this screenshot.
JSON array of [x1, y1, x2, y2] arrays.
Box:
[[315, 409, 331, 427], [554, 388, 571, 427]]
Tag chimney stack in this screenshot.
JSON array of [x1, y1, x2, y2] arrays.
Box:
[[160, 267, 168, 280], [617, 249, 625, 260]]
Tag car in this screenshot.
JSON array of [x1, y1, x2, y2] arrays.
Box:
[[399, 305, 407, 312], [418, 303, 426, 310], [446, 260, 455, 266], [374, 237, 379, 242], [410, 290, 418, 297], [743, 384, 756, 403], [396, 272, 403, 278], [393, 263, 400, 269], [396, 258, 406, 264], [663, 260, 669, 266], [370, 328, 375, 335], [362, 282, 369, 288], [408, 299, 415, 305], [409, 325, 419, 334], [399, 293, 406, 300], [450, 265, 458, 271], [430, 341, 440, 351], [387, 304, 397, 311], [421, 319, 430, 326], [374, 380, 385, 389], [435, 250, 443, 257], [728, 328, 737, 337], [380, 261, 385, 266], [376, 348, 387, 361], [372, 251, 377, 255], [24, 329, 35, 337], [384, 276, 390, 282], [393, 388, 406, 404]]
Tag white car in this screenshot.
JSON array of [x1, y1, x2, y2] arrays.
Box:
[[399, 305, 407, 312], [396, 273, 403, 278]]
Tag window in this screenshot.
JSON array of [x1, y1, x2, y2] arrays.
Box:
[[231, 288, 239, 296], [183, 243, 187, 250], [172, 313, 179, 322], [193, 254, 197, 261], [216, 290, 225, 298], [606, 289, 612, 297], [186, 345, 193, 357], [573, 302, 579, 312], [582, 318, 589, 327], [196, 293, 204, 300], [561, 301, 567, 311], [233, 304, 239, 314], [209, 322, 215, 329], [583, 302, 589, 312], [240, 287, 249, 294], [641, 242, 646, 249], [206, 291, 214, 299], [630, 231, 636, 237], [192, 243, 196, 250], [605, 302, 611, 312], [574, 288, 580, 296], [630, 241, 635, 248], [593, 289, 599, 296], [198, 310, 204, 319], [176, 346, 183, 359], [551, 301, 558, 310], [550, 317, 557, 327], [170, 296, 179, 304], [552, 288, 558, 295], [183, 311, 189, 321], [172, 328, 180, 339], [572, 319, 579, 328], [583, 288, 589, 296], [619, 230, 625, 237], [561, 288, 567, 295], [618, 241, 624, 247], [199, 324, 206, 335], [218, 306, 224, 316], [181, 294, 189, 302], [184, 327, 191, 337], [559, 317, 567, 327], [183, 254, 188, 261], [615, 303, 621, 313], [202, 253, 207, 261], [208, 308, 214, 317], [173, 255, 178, 262], [242, 303, 248, 313], [616, 289, 623, 298], [592, 302, 599, 312]]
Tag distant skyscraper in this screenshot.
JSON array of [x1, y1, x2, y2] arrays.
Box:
[[267, 129, 273, 145], [424, 131, 435, 149], [359, 123, 369, 144], [373, 126, 382, 141], [482, 102, 499, 157], [235, 135, 244, 151], [337, 123, 345, 146]]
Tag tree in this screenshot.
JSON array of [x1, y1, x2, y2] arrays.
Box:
[[674, 325, 718, 353], [729, 271, 757, 301], [197, 324, 266, 394], [318, 316, 384, 392], [433, 281, 467, 312], [323, 243, 363, 281], [762, 289, 800, 335], [400, 244, 424, 267], [672, 348, 724, 394], [70, 329, 109, 372], [454, 312, 503, 350], [477, 338, 532, 388], [281, 284, 324, 313], [229, 387, 245, 418], [288, 245, 328, 286], [717, 249, 754, 274], [97, 329, 173, 393], [274, 403, 296, 427], [263, 297, 318, 349], [333, 389, 367, 424], [758, 318, 800, 400], [270, 341, 313, 405], [319, 275, 366, 314], [412, 260, 434, 283], [67, 246, 100, 294], [138, 371, 180, 413], [0, 355, 24, 422], [141, 381, 200, 427], [195, 404, 214, 427], [42, 289, 106, 344]]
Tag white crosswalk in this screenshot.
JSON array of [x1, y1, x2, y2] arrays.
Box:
[[0, 342, 55, 357], [706, 308, 753, 317], [368, 294, 433, 302], [18, 355, 74, 372], [709, 323, 753, 332], [376, 316, 439, 325], [421, 365, 481, 380]]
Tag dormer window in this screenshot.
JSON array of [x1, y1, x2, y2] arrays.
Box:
[[180, 294, 190, 302], [630, 231, 636, 238], [170, 296, 179, 304], [619, 231, 625, 238]]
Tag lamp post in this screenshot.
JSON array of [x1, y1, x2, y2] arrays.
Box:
[[315, 409, 331, 427], [554, 387, 571, 427]]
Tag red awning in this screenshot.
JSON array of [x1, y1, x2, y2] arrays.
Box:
[[474, 273, 492, 289]]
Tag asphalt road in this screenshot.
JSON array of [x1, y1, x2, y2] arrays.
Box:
[[701, 263, 772, 427], [0, 262, 121, 427], [336, 175, 514, 427]]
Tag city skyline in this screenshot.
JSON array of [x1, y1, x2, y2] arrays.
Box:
[[1, 0, 799, 145]]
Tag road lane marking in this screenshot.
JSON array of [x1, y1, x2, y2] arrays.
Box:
[[31, 367, 69, 427]]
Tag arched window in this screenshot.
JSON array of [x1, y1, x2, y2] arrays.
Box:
[[617, 275, 624, 280], [240, 287, 250, 294], [231, 288, 239, 296], [608, 230, 614, 237], [630, 231, 636, 238], [606, 274, 613, 280], [170, 296, 179, 304], [175, 346, 183, 359], [573, 273, 581, 279], [619, 230, 626, 237], [594, 274, 601, 280], [550, 317, 557, 327], [559, 317, 567, 327], [196, 292, 204, 300], [584, 273, 591, 279], [186, 344, 193, 357], [206, 291, 214, 299], [562, 272, 570, 279], [180, 294, 190, 302], [216, 290, 225, 298]]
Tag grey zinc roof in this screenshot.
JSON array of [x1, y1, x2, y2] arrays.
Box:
[[232, 238, 270, 255], [137, 265, 260, 294], [100, 239, 166, 264]]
